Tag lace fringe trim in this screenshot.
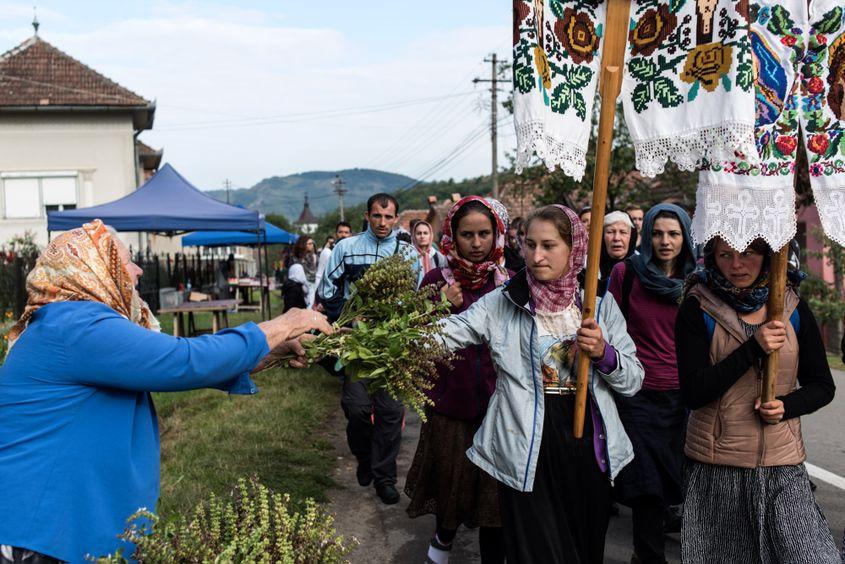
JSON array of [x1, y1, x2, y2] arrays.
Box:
[[515, 121, 587, 181], [635, 122, 758, 178], [691, 182, 797, 251], [812, 186, 845, 248]]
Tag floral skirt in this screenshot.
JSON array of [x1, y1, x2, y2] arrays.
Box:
[[404, 410, 500, 529]]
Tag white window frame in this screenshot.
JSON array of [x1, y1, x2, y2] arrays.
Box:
[[0, 171, 80, 219]]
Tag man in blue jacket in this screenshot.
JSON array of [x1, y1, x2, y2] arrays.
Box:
[[318, 193, 417, 504]]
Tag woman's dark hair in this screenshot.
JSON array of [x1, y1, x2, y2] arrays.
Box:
[[524, 205, 573, 247], [578, 206, 591, 219], [651, 210, 691, 275], [704, 236, 771, 257], [451, 200, 496, 235], [292, 236, 312, 259]]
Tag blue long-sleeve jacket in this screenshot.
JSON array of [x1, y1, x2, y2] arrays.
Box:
[[317, 226, 418, 321], [0, 301, 269, 563]]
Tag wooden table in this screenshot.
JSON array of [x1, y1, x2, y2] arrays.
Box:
[[159, 299, 240, 337], [229, 279, 276, 315]]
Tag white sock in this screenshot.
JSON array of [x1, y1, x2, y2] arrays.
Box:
[[427, 543, 450, 564]]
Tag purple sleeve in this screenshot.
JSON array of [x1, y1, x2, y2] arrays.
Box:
[[592, 342, 618, 374]]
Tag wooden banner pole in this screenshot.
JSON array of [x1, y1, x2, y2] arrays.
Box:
[[762, 243, 789, 401], [573, 0, 631, 438]]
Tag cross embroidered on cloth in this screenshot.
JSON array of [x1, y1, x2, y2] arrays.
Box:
[[693, 0, 845, 250]]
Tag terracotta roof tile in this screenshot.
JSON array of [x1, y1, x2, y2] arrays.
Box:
[[0, 36, 150, 107]]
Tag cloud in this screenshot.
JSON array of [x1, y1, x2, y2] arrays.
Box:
[[0, 2, 514, 196]]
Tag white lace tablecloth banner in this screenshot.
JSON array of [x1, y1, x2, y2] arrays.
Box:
[[513, 0, 758, 181], [621, 0, 758, 177], [693, 0, 845, 250], [513, 0, 606, 180]]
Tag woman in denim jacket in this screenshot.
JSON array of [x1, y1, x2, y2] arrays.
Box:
[[437, 204, 644, 563]]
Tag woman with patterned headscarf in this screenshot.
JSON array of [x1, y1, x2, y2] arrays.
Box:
[[433, 204, 644, 562], [405, 196, 510, 564], [676, 236, 838, 562], [0, 220, 333, 563]]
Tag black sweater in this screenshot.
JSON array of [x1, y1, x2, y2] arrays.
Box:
[[675, 296, 835, 420]]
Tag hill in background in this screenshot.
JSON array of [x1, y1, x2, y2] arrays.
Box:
[[205, 168, 416, 220]]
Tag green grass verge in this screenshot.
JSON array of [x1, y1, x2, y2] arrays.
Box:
[[154, 363, 340, 521], [828, 354, 845, 373]]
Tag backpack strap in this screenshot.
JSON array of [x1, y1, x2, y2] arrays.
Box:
[[619, 259, 635, 318], [702, 308, 800, 342], [703, 311, 717, 341]]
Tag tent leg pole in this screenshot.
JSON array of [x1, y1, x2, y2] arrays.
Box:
[[572, 0, 631, 439]]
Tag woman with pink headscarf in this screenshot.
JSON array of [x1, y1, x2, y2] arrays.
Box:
[[434, 204, 644, 563], [412, 220, 446, 286]]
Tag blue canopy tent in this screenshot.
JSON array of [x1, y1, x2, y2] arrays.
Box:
[[47, 163, 272, 318], [181, 221, 298, 247], [47, 163, 261, 233]]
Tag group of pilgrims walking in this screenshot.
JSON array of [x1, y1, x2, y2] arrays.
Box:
[[317, 193, 841, 563], [0, 191, 840, 563]]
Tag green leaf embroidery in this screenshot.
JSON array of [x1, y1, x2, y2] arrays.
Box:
[[513, 62, 535, 94], [549, 0, 566, 20], [736, 61, 753, 91], [632, 82, 652, 113], [687, 80, 700, 102], [815, 7, 843, 34], [767, 5, 794, 36], [568, 65, 594, 89], [720, 74, 732, 92], [551, 82, 573, 115], [669, 0, 687, 14], [627, 57, 659, 81], [653, 77, 683, 108], [573, 92, 587, 121]]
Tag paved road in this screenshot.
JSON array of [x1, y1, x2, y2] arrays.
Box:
[[327, 369, 845, 562]]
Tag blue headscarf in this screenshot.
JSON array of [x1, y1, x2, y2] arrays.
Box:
[[629, 203, 696, 301]]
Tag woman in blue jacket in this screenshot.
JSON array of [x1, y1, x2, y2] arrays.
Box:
[[437, 205, 644, 563], [0, 220, 332, 563]]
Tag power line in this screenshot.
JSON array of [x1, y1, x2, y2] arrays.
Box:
[[157, 91, 477, 131]]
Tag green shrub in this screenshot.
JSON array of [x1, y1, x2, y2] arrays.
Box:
[[96, 478, 356, 563]]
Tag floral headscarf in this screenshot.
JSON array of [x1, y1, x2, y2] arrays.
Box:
[[440, 196, 508, 290], [526, 204, 588, 314], [7, 219, 158, 351]]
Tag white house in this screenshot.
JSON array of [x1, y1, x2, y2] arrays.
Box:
[[0, 32, 161, 250]]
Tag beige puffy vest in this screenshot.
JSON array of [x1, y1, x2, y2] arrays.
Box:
[[684, 285, 805, 468]]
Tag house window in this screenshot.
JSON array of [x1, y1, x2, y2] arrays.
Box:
[[1, 174, 78, 219], [3, 178, 40, 218]]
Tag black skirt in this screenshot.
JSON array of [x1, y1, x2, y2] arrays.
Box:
[[497, 394, 611, 564], [613, 388, 688, 505], [404, 410, 500, 529]]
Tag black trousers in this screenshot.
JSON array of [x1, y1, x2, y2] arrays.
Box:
[[340, 377, 404, 487], [497, 395, 611, 564], [632, 496, 666, 563]]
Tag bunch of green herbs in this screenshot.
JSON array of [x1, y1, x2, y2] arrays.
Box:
[[274, 255, 452, 419]]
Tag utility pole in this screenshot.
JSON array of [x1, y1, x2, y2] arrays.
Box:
[[332, 174, 348, 221], [223, 178, 232, 204], [473, 53, 505, 199]]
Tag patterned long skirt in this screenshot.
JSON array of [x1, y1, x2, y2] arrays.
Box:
[[682, 461, 839, 563]]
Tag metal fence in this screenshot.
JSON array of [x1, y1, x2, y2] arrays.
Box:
[[0, 255, 37, 317], [134, 251, 223, 313]]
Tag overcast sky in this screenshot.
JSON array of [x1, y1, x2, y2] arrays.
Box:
[[1, 1, 513, 191]]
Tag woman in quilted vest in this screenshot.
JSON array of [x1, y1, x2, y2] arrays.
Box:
[[675, 237, 838, 563]]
